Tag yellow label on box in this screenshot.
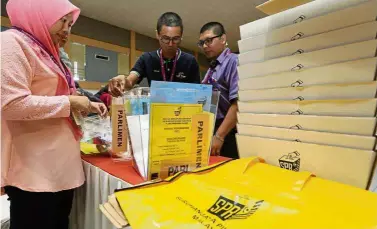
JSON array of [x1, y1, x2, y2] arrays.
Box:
[[148, 103, 211, 180]]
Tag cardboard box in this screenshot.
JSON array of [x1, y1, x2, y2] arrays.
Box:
[[256, 0, 313, 15], [240, 0, 370, 39], [240, 0, 377, 50], [238, 21, 377, 63], [238, 57, 377, 90], [237, 39, 377, 78], [236, 134, 376, 189], [238, 81, 377, 101], [237, 113, 377, 136], [238, 99, 377, 117], [237, 124, 376, 150]]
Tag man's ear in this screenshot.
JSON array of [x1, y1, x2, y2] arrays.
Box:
[[220, 34, 227, 45], [155, 30, 159, 40]]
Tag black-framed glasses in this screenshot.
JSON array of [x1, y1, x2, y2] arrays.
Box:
[[160, 36, 182, 44], [197, 34, 223, 48]]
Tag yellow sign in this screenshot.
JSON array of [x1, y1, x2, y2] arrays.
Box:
[[148, 103, 211, 180]]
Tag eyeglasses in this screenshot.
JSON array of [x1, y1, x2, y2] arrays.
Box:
[[197, 34, 223, 48], [160, 36, 182, 44]]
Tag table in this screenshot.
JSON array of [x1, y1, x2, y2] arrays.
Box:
[[69, 155, 230, 229]]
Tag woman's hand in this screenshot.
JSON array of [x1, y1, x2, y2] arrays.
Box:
[[89, 102, 108, 118], [69, 96, 108, 118], [68, 95, 91, 114]]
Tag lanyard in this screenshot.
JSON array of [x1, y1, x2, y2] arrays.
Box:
[[11, 26, 73, 88], [202, 49, 231, 85], [159, 49, 179, 82]]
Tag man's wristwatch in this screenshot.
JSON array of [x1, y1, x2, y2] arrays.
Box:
[[214, 133, 224, 142]]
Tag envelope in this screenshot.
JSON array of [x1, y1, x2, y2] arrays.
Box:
[[240, 0, 370, 39], [238, 99, 377, 117], [237, 124, 376, 150], [238, 39, 377, 78], [238, 81, 377, 101], [237, 113, 377, 136], [369, 162, 377, 192], [239, 0, 377, 50], [236, 134, 376, 189], [239, 21, 377, 63], [256, 0, 313, 15], [238, 57, 377, 90]]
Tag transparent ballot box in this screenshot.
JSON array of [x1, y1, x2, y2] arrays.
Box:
[[131, 82, 220, 181]]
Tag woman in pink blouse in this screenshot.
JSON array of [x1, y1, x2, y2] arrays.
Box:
[[1, 0, 107, 228]]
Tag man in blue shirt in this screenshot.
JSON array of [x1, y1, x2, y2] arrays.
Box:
[[109, 12, 200, 96]]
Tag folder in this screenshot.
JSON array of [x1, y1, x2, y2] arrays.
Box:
[[238, 21, 377, 63], [236, 134, 376, 189], [238, 57, 377, 90], [239, 0, 377, 49], [238, 81, 377, 101], [237, 124, 376, 150], [237, 113, 377, 136], [238, 99, 377, 117], [237, 39, 377, 78], [240, 0, 370, 39]]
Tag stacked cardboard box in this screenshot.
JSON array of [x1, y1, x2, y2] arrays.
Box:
[[236, 0, 377, 191]]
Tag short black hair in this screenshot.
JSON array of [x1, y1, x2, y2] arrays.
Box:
[[200, 22, 226, 35], [157, 12, 183, 34]]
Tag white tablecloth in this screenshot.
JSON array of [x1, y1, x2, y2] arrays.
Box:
[[69, 160, 132, 229], [1, 195, 10, 229]]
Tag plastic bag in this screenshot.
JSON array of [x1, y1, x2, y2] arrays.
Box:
[[114, 157, 377, 229], [80, 115, 112, 155]]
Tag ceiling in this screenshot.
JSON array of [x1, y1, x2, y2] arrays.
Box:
[[71, 0, 268, 52]]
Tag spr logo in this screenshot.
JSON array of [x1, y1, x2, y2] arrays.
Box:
[[279, 151, 301, 172], [207, 196, 264, 221], [174, 106, 182, 116]]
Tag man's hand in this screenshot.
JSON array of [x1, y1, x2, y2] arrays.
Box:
[[109, 74, 138, 97], [211, 135, 224, 156], [108, 75, 128, 97]]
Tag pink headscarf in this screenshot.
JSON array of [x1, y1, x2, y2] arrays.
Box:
[[6, 0, 82, 139], [6, 0, 80, 68]]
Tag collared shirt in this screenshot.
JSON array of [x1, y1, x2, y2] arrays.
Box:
[[204, 48, 239, 120], [130, 49, 201, 85]]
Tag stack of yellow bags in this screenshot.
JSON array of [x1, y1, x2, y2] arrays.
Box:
[[101, 157, 377, 229]]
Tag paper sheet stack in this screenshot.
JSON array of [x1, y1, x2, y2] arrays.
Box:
[[236, 0, 377, 191], [99, 194, 129, 229]]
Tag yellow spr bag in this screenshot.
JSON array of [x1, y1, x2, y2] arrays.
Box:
[[115, 157, 377, 229]]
